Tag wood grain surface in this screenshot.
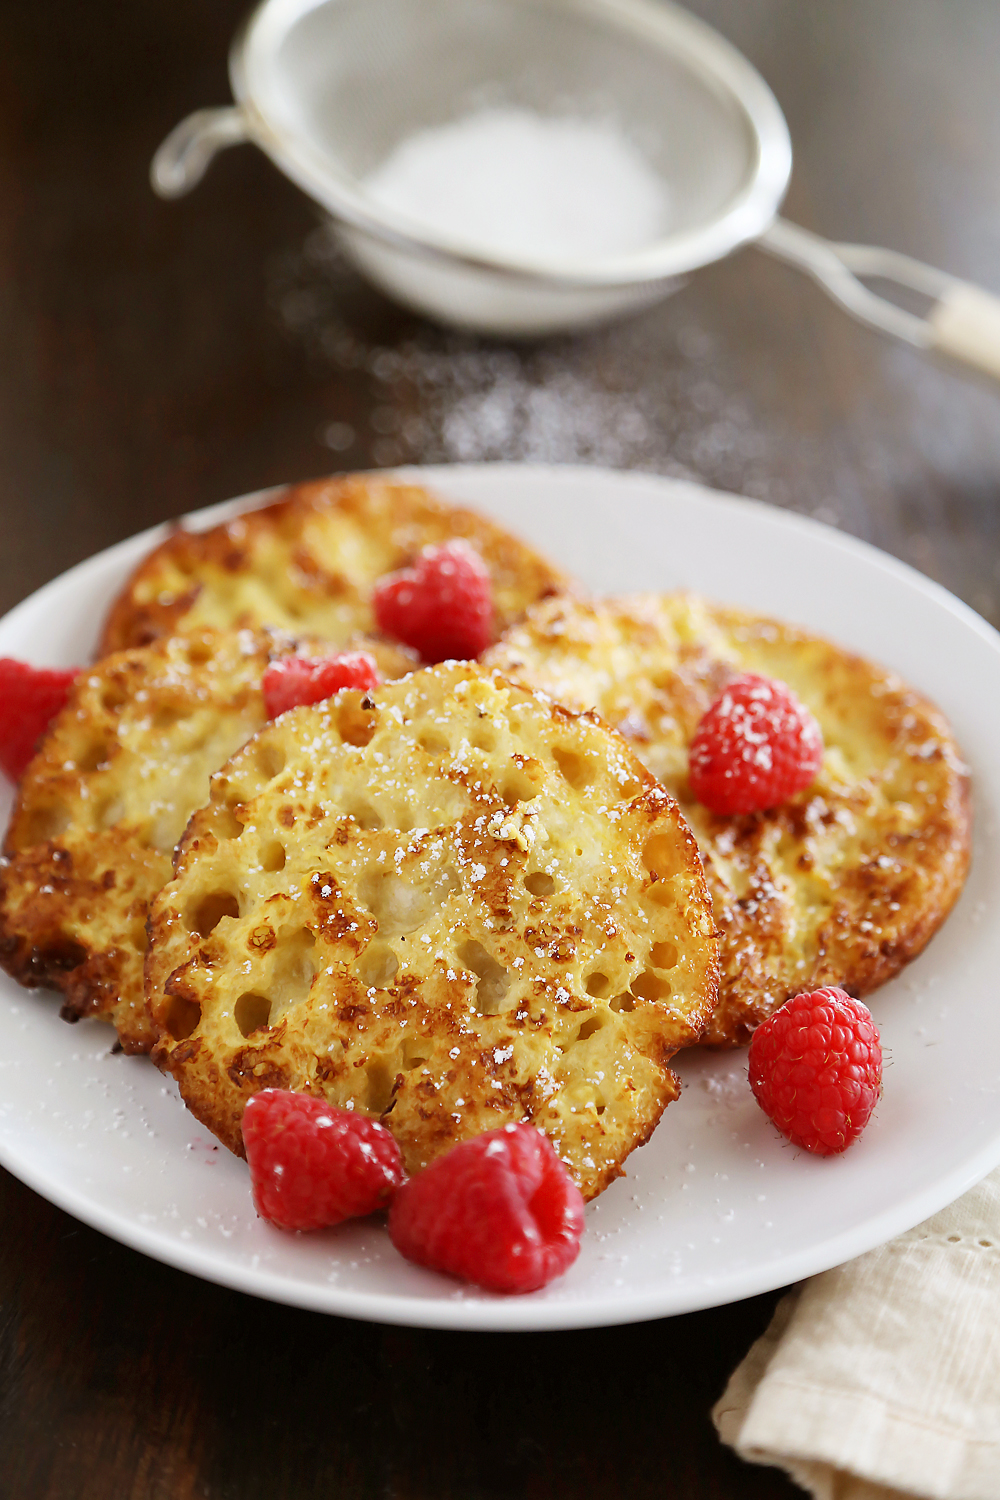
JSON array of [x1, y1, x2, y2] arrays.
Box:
[[1, 2, 998, 1495]]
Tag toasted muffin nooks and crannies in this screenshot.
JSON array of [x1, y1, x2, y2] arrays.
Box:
[[485, 594, 971, 1047], [0, 629, 417, 1053], [99, 474, 568, 657], [145, 663, 719, 1200]]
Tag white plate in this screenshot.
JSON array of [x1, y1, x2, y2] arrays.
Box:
[[1, 463, 998, 1331]]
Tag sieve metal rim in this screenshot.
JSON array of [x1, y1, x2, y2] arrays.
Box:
[[227, 0, 793, 291]]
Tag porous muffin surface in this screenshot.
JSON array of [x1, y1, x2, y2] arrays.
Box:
[[146, 663, 719, 1199], [100, 474, 569, 656], [0, 629, 415, 1052], [485, 593, 971, 1046]]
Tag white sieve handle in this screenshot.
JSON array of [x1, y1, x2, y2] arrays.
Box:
[[758, 218, 1000, 383], [929, 284, 1000, 381], [151, 108, 249, 198]]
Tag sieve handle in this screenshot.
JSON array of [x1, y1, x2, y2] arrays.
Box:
[[928, 284, 1000, 381], [758, 217, 1000, 383], [151, 107, 250, 198]]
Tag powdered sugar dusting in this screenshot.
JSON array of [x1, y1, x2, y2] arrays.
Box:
[[269, 228, 799, 492]]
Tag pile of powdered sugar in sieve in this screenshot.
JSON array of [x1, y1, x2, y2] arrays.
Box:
[[361, 106, 670, 262]]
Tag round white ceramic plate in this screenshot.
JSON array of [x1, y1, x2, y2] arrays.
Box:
[[1, 463, 998, 1331]]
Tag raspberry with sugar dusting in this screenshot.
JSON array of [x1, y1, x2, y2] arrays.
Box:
[[0, 658, 78, 782], [373, 539, 494, 662], [242, 1089, 404, 1230], [262, 650, 380, 718], [689, 671, 823, 815], [388, 1122, 585, 1293], [748, 987, 882, 1155]]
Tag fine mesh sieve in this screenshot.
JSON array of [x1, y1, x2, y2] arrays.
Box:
[[153, 0, 1000, 368]]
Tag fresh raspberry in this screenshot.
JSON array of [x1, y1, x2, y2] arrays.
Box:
[[689, 672, 823, 815], [388, 1122, 585, 1293], [241, 1089, 404, 1231], [372, 539, 494, 663], [262, 651, 380, 718], [0, 658, 78, 782], [748, 987, 883, 1155]]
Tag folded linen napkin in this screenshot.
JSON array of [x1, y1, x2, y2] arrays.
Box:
[[713, 1167, 1000, 1500]]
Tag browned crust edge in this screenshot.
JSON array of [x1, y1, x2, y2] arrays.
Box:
[[99, 475, 571, 657], [0, 847, 155, 1053]]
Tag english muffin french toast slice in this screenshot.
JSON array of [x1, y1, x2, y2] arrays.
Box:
[[100, 473, 569, 656], [146, 663, 719, 1200], [0, 629, 416, 1053], [485, 594, 971, 1046]]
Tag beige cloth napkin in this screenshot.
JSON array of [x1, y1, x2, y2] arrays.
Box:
[[713, 1168, 1000, 1500]]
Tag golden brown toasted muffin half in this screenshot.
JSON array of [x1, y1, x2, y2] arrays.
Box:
[[0, 629, 416, 1053], [146, 663, 719, 1200], [485, 594, 971, 1046], [99, 473, 569, 657]]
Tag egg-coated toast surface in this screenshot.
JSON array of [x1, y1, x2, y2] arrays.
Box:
[[146, 663, 719, 1199], [100, 474, 569, 657], [0, 629, 414, 1051], [485, 594, 970, 1046]]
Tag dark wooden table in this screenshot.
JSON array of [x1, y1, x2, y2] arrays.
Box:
[[1, 2, 999, 1495]]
